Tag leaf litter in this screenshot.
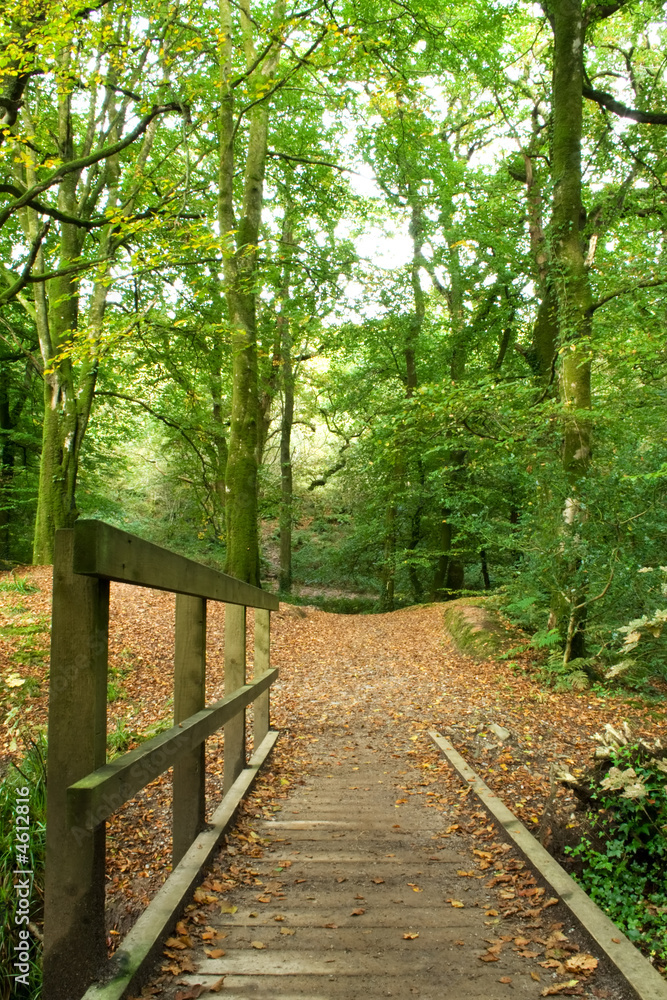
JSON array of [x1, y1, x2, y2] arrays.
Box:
[[0, 574, 658, 997]]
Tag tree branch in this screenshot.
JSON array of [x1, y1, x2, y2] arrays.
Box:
[[583, 0, 631, 25], [583, 84, 667, 125], [0, 222, 51, 308], [267, 150, 362, 176], [94, 390, 212, 491], [589, 277, 667, 314], [0, 102, 185, 230], [307, 450, 349, 490]]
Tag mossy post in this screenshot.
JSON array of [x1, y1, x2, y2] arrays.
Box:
[[253, 608, 271, 747], [173, 594, 207, 866], [224, 603, 246, 792], [43, 529, 109, 1000]]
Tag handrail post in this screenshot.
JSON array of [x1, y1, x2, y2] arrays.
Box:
[[223, 603, 246, 792], [43, 530, 109, 1000], [254, 609, 271, 747], [172, 595, 207, 866]]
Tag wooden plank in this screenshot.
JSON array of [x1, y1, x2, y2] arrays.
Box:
[[43, 530, 109, 1000], [173, 595, 207, 867], [224, 603, 246, 793], [429, 730, 667, 1000], [80, 732, 279, 1000], [68, 669, 277, 830], [73, 519, 279, 610], [253, 608, 271, 748]]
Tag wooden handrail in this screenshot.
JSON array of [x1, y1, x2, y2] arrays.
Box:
[[43, 522, 279, 1000], [68, 669, 278, 831], [72, 519, 279, 610]]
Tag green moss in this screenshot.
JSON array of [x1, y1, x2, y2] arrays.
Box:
[[443, 598, 519, 661]]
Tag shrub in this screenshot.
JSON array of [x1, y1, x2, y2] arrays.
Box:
[[562, 725, 667, 971]]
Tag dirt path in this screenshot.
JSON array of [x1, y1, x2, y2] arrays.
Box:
[[144, 723, 625, 1000], [2, 574, 665, 995], [135, 607, 637, 1000]]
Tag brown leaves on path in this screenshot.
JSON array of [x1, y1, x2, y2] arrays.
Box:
[[1, 570, 664, 999]]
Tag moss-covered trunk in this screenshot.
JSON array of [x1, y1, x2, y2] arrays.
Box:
[[218, 0, 284, 586], [545, 0, 594, 660], [31, 134, 87, 563], [279, 339, 294, 592]]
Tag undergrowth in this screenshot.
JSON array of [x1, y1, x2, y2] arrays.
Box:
[[565, 739, 667, 972], [0, 733, 46, 1000]]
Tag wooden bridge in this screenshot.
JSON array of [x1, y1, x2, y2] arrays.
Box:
[[42, 522, 667, 1000]]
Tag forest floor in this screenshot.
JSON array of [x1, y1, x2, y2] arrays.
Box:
[[1, 567, 666, 995]]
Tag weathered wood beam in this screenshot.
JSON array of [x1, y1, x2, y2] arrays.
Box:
[[72, 519, 279, 610], [254, 608, 271, 748], [43, 530, 109, 1000], [68, 669, 278, 831], [172, 594, 207, 867]]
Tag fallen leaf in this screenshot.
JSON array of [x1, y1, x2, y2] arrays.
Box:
[[205, 948, 225, 959], [531, 972, 541, 982], [194, 888, 218, 904], [164, 936, 191, 950], [372, 878, 385, 884], [351, 908, 365, 916], [251, 941, 266, 949], [219, 904, 237, 915], [175, 987, 206, 1000], [280, 928, 295, 936], [541, 982, 579, 996], [479, 953, 499, 962], [499, 977, 512, 984], [454, 939, 465, 946], [447, 899, 464, 908], [565, 953, 598, 974], [256, 895, 271, 903], [323, 923, 338, 929], [161, 963, 181, 976], [403, 932, 419, 939], [543, 897, 559, 908], [485, 909, 499, 917]]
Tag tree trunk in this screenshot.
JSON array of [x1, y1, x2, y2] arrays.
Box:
[[545, 0, 594, 660], [279, 352, 294, 592], [219, 0, 285, 586], [32, 94, 86, 562], [380, 502, 397, 612]]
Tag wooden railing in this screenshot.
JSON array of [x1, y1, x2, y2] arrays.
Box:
[[43, 520, 279, 1000]]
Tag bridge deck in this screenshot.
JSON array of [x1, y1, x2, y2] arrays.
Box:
[[153, 726, 590, 1000]]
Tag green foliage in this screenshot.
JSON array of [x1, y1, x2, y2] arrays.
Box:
[[0, 733, 46, 1000], [0, 577, 39, 595], [106, 716, 172, 760], [566, 742, 667, 968]]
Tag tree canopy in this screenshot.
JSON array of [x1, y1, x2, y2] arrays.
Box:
[[2, 0, 667, 685]]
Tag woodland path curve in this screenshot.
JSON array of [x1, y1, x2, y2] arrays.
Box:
[[135, 605, 636, 1000], [152, 723, 564, 1000]]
